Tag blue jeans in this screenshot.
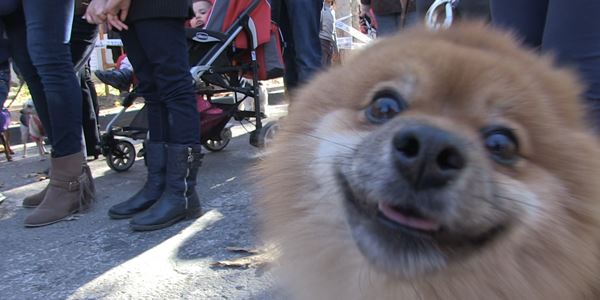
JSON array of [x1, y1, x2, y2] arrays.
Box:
[[279, 0, 323, 91], [4, 0, 83, 157], [490, 0, 600, 130], [120, 18, 200, 144]]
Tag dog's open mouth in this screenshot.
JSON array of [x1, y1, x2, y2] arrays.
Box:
[[377, 202, 441, 233], [336, 167, 508, 271]]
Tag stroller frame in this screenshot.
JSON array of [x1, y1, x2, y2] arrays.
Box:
[[190, 0, 267, 147]]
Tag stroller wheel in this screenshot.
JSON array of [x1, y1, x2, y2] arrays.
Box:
[[252, 120, 279, 148], [106, 140, 136, 172], [203, 128, 232, 152]]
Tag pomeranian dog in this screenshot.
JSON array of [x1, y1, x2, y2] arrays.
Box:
[[258, 23, 600, 299], [20, 98, 47, 159]]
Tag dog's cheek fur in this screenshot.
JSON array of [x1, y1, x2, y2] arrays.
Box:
[[257, 110, 371, 299]]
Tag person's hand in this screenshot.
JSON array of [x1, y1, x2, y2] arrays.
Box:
[[84, 0, 108, 24], [104, 0, 131, 31], [189, 17, 203, 28]]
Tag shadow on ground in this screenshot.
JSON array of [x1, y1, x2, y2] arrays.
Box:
[[0, 131, 278, 299]]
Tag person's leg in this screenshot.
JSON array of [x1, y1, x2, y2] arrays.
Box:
[[404, 11, 419, 28], [120, 26, 168, 143], [70, 16, 100, 158], [489, 0, 549, 49], [23, 0, 82, 157], [126, 18, 203, 231], [279, 0, 299, 92], [3, 9, 53, 144], [70, 16, 98, 74], [21, 0, 94, 227], [5, 10, 55, 208], [283, 0, 323, 89], [0, 62, 9, 109], [108, 24, 169, 219], [320, 39, 332, 67], [542, 0, 600, 131], [375, 14, 402, 37], [80, 68, 101, 158], [0, 22, 8, 109], [126, 19, 199, 145]]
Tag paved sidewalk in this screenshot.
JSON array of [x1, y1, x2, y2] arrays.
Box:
[[0, 118, 285, 299]]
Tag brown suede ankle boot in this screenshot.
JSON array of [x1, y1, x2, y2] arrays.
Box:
[[24, 152, 96, 227], [23, 164, 94, 208], [22, 185, 48, 208]]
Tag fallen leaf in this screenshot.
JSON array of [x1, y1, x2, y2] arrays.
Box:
[[211, 251, 274, 269], [225, 247, 260, 254]]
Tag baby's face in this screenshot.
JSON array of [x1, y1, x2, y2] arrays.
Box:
[[192, 1, 212, 26]]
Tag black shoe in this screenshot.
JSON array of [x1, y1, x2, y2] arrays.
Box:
[[129, 144, 203, 231], [94, 69, 133, 91], [108, 142, 166, 219]]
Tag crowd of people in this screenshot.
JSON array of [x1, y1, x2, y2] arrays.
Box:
[[0, 0, 599, 231]]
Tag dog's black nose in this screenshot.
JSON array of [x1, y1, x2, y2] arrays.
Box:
[[392, 125, 466, 189]]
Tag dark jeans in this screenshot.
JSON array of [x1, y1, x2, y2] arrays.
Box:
[[278, 0, 323, 92], [4, 0, 83, 157], [120, 18, 200, 144], [490, 0, 600, 130]]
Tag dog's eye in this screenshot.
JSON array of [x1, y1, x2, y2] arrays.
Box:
[[483, 128, 519, 165], [365, 92, 407, 124]]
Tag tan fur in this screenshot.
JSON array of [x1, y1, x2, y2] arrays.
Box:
[[258, 23, 600, 299]]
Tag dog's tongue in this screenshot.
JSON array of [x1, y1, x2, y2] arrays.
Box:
[[378, 202, 441, 231]]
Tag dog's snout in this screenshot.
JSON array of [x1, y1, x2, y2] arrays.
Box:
[[392, 125, 466, 189]]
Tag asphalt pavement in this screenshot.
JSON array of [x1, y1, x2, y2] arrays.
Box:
[[0, 106, 287, 300]]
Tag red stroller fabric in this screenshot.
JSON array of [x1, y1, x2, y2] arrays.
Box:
[[204, 0, 283, 80], [220, 0, 272, 49]]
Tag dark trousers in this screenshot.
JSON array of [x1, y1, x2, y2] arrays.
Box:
[[0, 62, 8, 109], [490, 0, 600, 131], [120, 18, 200, 144], [277, 0, 323, 92], [71, 16, 101, 157], [3, 0, 83, 157], [320, 39, 333, 67]]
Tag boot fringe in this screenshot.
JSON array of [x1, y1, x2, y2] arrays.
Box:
[[78, 164, 96, 211]]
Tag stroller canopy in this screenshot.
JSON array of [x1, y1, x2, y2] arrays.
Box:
[[206, 0, 272, 49]]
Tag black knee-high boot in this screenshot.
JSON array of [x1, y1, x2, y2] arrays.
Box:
[[108, 142, 167, 219], [129, 144, 203, 231]]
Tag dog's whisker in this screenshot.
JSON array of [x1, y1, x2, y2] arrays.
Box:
[[276, 128, 358, 151]]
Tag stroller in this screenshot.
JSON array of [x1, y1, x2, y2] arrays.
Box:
[[102, 0, 283, 172]]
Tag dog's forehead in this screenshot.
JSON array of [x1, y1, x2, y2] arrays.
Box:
[[297, 25, 583, 135]]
